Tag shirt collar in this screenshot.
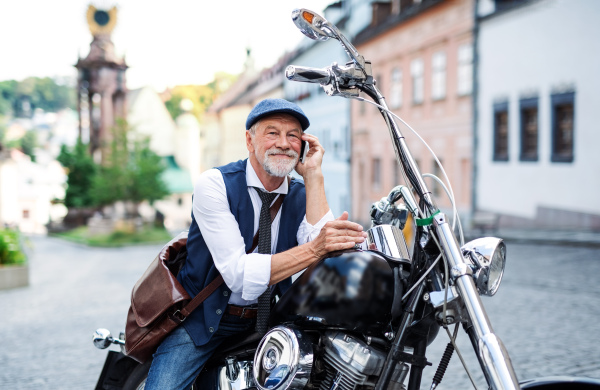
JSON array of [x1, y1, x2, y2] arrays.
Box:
[[246, 159, 289, 194]]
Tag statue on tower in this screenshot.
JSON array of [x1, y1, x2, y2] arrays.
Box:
[[75, 5, 128, 162]]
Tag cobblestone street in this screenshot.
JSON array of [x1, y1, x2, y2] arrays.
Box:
[[1, 236, 599, 389], [0, 236, 163, 389], [423, 241, 600, 389]]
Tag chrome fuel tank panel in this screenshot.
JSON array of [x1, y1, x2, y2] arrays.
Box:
[[365, 225, 411, 263]]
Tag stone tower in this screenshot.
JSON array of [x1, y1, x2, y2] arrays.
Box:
[[75, 5, 128, 161]]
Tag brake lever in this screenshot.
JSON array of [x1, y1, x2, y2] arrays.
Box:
[[322, 61, 375, 98]]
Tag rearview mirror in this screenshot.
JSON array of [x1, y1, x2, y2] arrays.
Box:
[[292, 9, 334, 41]]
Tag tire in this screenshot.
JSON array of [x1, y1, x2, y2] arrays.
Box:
[[122, 359, 152, 390]]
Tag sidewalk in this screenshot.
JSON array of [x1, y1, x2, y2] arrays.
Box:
[[464, 228, 600, 248]]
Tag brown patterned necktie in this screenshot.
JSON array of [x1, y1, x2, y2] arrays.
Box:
[[253, 188, 278, 335]]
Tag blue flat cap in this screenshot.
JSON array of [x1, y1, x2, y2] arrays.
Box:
[[246, 98, 310, 131]]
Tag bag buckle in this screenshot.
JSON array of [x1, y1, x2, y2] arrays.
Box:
[[170, 310, 186, 324]]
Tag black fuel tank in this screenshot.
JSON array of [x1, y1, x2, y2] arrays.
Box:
[[273, 250, 394, 334]]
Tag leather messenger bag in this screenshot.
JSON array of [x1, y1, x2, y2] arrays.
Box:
[[124, 193, 285, 363], [124, 231, 223, 363]]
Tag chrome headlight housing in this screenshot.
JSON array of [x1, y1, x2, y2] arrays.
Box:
[[461, 237, 506, 296], [253, 326, 313, 390]]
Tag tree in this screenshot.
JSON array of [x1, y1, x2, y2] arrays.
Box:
[[128, 138, 170, 205], [90, 119, 169, 212], [0, 77, 75, 117], [20, 131, 37, 161], [57, 141, 97, 208], [164, 72, 237, 120]]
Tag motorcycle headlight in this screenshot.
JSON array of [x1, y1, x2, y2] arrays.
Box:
[[461, 238, 506, 296], [253, 326, 313, 390]]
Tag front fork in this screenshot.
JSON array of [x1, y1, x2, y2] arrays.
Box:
[[374, 212, 519, 390], [433, 213, 520, 389]]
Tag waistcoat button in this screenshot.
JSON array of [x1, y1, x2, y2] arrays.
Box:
[[216, 309, 222, 315], [209, 327, 214, 333]]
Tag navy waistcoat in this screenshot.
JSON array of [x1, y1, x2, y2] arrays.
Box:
[[177, 159, 307, 346]]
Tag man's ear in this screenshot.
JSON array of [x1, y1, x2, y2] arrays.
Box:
[[246, 131, 255, 153]]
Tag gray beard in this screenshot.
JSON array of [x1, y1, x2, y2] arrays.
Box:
[[261, 149, 299, 177]]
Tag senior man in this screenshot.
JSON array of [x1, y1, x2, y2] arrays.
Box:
[[145, 98, 366, 389]]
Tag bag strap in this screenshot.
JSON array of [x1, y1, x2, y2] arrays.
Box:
[[179, 185, 288, 319]]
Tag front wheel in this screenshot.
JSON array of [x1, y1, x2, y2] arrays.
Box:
[[122, 359, 152, 390]]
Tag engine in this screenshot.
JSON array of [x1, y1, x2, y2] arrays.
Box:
[[317, 331, 408, 390], [252, 326, 408, 390]]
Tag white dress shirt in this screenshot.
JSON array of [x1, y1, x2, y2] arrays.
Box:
[[192, 160, 334, 306]]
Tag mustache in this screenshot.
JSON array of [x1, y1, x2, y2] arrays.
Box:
[[265, 148, 299, 158]]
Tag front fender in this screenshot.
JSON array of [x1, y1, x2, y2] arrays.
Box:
[[95, 350, 140, 390], [521, 376, 600, 389]]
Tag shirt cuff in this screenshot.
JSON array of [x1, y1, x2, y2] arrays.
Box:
[[311, 209, 334, 231], [297, 209, 334, 244], [241, 253, 272, 301]]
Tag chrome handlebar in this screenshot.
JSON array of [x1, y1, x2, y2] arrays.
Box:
[[285, 65, 331, 84]]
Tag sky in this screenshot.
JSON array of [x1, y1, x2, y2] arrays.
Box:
[[0, 0, 335, 91]]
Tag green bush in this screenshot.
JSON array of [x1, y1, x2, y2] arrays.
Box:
[[53, 226, 172, 247], [0, 229, 26, 266]]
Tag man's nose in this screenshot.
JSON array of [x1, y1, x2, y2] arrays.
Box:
[[275, 133, 290, 149]]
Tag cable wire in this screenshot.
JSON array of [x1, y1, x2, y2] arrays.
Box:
[[352, 96, 463, 238]]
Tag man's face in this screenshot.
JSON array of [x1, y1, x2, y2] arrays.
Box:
[[247, 114, 303, 177]]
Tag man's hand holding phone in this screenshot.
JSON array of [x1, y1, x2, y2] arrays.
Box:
[[295, 133, 324, 178]]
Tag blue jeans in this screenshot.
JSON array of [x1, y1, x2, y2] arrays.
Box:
[[145, 313, 255, 390]]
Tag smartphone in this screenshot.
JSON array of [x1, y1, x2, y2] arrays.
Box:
[[299, 140, 309, 163]]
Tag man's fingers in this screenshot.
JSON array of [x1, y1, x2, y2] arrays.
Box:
[[324, 226, 366, 238], [335, 211, 349, 221], [326, 219, 363, 231], [327, 235, 365, 243]]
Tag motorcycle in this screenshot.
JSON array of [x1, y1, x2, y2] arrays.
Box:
[[93, 9, 600, 390]]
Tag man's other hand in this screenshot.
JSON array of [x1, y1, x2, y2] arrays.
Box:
[[294, 133, 324, 178], [309, 212, 367, 259]]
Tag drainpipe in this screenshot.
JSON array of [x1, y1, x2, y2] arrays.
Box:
[[471, 0, 481, 221]]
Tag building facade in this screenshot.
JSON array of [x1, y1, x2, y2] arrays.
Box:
[[475, 0, 600, 229], [351, 0, 475, 225]]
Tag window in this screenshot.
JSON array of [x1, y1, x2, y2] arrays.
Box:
[[390, 67, 403, 109], [520, 97, 538, 161], [551, 92, 575, 163], [457, 44, 473, 95], [411, 58, 424, 104], [493, 102, 509, 161], [372, 158, 381, 189], [432, 51, 446, 100]]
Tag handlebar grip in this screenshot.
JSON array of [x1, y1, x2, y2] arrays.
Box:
[[286, 65, 331, 84]]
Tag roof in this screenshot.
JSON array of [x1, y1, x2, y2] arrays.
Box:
[[160, 156, 193, 194], [353, 0, 445, 47]]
